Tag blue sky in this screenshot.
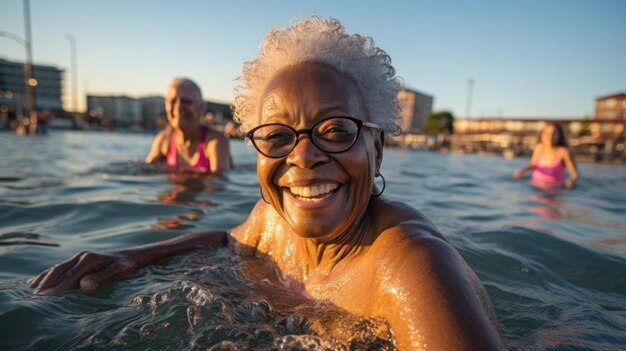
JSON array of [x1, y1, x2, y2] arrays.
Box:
[[1, 0, 625, 118]]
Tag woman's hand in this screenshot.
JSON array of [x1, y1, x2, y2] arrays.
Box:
[[564, 178, 576, 188], [28, 250, 140, 295], [513, 163, 536, 180]]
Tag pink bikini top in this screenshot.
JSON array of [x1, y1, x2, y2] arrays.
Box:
[[532, 150, 565, 185], [166, 127, 211, 171]]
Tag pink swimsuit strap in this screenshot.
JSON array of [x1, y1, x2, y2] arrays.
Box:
[[166, 127, 211, 171]]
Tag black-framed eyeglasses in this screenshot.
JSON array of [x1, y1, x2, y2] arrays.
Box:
[[245, 116, 383, 158]]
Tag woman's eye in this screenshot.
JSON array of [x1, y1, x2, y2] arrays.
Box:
[[319, 124, 349, 133], [264, 131, 293, 144], [318, 127, 352, 141], [326, 126, 347, 133]]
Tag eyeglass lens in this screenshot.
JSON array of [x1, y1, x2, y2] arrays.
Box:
[[251, 117, 361, 157]]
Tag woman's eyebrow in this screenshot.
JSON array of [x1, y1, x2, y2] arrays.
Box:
[[260, 104, 351, 124], [262, 113, 291, 124], [313, 106, 350, 118]]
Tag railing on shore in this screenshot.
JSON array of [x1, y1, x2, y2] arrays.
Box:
[[387, 133, 626, 163]]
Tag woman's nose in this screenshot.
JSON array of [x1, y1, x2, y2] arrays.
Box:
[[175, 101, 184, 114], [286, 135, 329, 169]]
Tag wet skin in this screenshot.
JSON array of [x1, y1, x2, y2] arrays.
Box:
[[231, 63, 505, 350], [31, 64, 506, 350], [145, 79, 232, 172]]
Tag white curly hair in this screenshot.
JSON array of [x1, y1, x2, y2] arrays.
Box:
[[233, 16, 402, 135]]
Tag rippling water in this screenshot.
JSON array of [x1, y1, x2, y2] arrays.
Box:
[[1, 131, 625, 350]]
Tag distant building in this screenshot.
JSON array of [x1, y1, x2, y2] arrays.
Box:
[[454, 117, 625, 140], [205, 101, 233, 124], [87, 95, 142, 126], [455, 118, 571, 135], [87, 93, 233, 129], [595, 92, 626, 120], [397, 88, 433, 134], [139, 96, 166, 127], [0, 58, 64, 114]]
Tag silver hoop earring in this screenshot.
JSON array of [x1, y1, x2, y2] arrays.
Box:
[[260, 186, 270, 204], [372, 173, 386, 197]]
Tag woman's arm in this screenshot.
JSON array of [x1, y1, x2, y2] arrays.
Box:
[[29, 230, 228, 295], [145, 130, 168, 164], [513, 145, 541, 179], [30, 200, 270, 296], [205, 130, 233, 173], [561, 148, 579, 188]]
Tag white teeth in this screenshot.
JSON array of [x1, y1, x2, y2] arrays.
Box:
[[289, 183, 339, 199]]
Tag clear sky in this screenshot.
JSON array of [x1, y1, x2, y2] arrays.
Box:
[[1, 0, 625, 118]]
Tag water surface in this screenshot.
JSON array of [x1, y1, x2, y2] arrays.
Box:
[[1, 131, 625, 350]]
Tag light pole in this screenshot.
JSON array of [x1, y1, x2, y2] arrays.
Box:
[[0, 31, 28, 47], [23, 0, 35, 118], [465, 78, 474, 119], [65, 34, 78, 114]]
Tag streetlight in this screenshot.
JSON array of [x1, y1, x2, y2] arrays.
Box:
[[65, 34, 78, 114], [23, 0, 35, 118], [0, 31, 28, 47]]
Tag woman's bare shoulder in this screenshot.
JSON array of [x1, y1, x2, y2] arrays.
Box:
[[367, 199, 506, 350], [204, 126, 229, 145], [370, 197, 447, 244], [557, 146, 571, 156], [368, 198, 468, 294], [229, 200, 285, 254], [156, 125, 173, 138], [146, 128, 172, 163], [157, 127, 174, 147]]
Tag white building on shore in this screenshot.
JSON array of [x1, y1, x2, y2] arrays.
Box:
[[397, 87, 433, 134], [0, 58, 64, 114]]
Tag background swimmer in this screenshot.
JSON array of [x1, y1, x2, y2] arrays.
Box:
[[513, 122, 579, 188], [145, 78, 232, 172]]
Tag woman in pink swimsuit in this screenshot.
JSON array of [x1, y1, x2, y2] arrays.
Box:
[[145, 78, 232, 173], [166, 126, 211, 171], [513, 123, 579, 188]]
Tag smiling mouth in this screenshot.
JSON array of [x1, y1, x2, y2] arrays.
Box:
[[286, 183, 340, 202]]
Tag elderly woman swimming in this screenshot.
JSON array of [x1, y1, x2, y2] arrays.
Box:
[[30, 17, 506, 350], [145, 77, 233, 173]]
